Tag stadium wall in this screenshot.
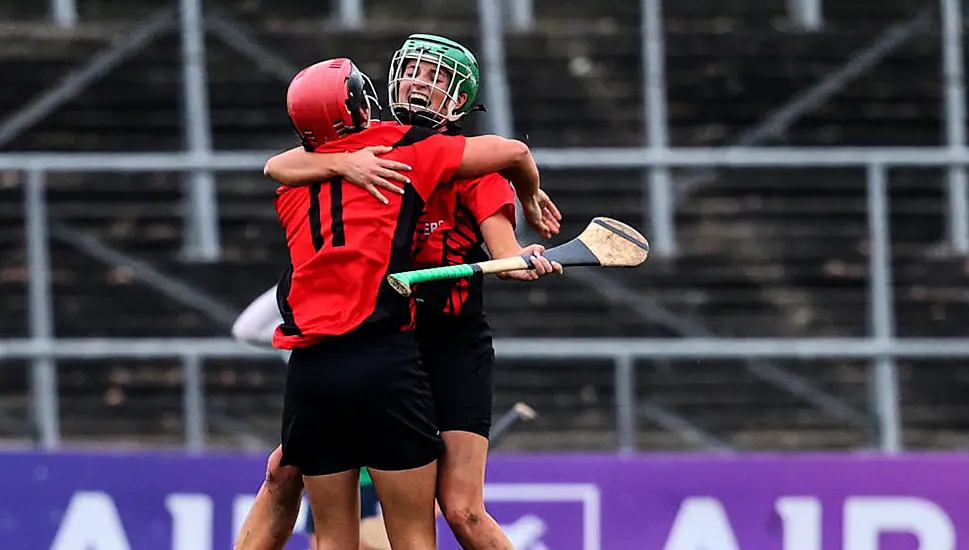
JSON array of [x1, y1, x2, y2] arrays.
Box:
[[0, 450, 965, 549]]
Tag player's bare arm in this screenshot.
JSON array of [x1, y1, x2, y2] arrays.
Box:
[[479, 212, 563, 281], [264, 145, 411, 204], [453, 135, 534, 187]]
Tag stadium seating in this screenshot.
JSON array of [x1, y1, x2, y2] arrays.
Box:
[[2, 0, 968, 451]]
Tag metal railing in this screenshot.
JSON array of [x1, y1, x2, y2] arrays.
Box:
[[26, 1, 966, 261], [44, 0, 536, 31], [474, 0, 969, 256], [6, 337, 969, 453], [5, 147, 969, 453]]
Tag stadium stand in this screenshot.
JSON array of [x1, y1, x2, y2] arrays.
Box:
[[2, 0, 968, 450]]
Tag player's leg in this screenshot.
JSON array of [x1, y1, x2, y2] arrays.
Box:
[[367, 462, 439, 550], [302, 470, 362, 550], [419, 313, 513, 550], [437, 432, 507, 550], [299, 476, 384, 550], [366, 333, 445, 550], [233, 445, 304, 550]]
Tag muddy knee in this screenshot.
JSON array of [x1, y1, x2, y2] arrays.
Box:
[[442, 501, 486, 534], [265, 447, 303, 502]]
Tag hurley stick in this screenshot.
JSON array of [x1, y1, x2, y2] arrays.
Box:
[[388, 217, 649, 297]]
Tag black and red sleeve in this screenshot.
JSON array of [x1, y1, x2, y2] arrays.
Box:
[[465, 173, 517, 227]]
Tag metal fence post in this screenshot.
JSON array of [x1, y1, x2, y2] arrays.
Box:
[[24, 169, 60, 449], [506, 0, 534, 32], [614, 355, 637, 453], [866, 163, 902, 453], [787, 0, 823, 31], [477, 0, 524, 232], [642, 0, 674, 256], [477, 0, 513, 139], [49, 0, 78, 28], [182, 354, 205, 452], [179, 0, 221, 262], [336, 0, 364, 30], [940, 0, 969, 254]]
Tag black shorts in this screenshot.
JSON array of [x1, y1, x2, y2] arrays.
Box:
[[279, 329, 444, 476], [415, 310, 495, 439]]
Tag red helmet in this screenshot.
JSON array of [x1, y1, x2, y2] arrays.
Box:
[[286, 58, 379, 149]]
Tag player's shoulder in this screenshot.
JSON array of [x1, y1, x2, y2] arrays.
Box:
[[366, 120, 401, 133], [346, 122, 444, 149], [358, 122, 412, 145], [390, 124, 444, 147], [457, 172, 508, 186], [456, 172, 513, 192], [313, 122, 407, 152]]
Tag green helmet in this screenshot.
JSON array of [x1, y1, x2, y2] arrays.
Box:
[[387, 34, 480, 128]]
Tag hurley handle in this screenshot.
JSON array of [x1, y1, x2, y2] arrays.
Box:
[[393, 264, 476, 287], [387, 256, 533, 296]]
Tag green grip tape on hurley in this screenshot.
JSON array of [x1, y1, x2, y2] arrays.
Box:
[[387, 264, 478, 296], [395, 264, 476, 285]]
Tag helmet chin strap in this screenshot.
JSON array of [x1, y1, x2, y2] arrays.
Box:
[[442, 103, 485, 135], [395, 103, 488, 128], [440, 94, 480, 123], [395, 92, 466, 128], [457, 103, 486, 117], [392, 106, 447, 129], [448, 103, 486, 125]]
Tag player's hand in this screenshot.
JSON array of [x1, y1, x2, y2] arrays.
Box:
[[340, 146, 411, 204], [521, 190, 562, 239], [536, 189, 562, 236], [497, 244, 564, 281]]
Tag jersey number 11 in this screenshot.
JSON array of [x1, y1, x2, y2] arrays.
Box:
[[308, 179, 346, 250]]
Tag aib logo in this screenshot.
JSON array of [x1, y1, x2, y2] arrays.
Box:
[[501, 515, 550, 550], [438, 483, 601, 550]]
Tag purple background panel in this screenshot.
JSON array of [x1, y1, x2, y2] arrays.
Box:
[[1, 451, 967, 549]]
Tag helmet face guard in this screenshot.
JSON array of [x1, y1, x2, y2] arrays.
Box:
[[388, 34, 480, 129], [344, 64, 381, 132]]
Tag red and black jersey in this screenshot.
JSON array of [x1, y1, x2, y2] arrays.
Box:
[[272, 122, 466, 349], [411, 173, 517, 316]]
